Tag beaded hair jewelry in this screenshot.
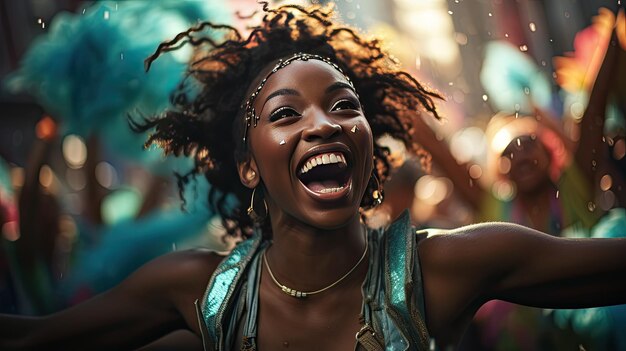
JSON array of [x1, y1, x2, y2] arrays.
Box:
[[241, 52, 358, 143]]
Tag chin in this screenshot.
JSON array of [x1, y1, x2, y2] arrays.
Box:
[[299, 206, 361, 230]]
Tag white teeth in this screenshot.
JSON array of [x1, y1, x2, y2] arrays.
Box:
[[299, 152, 348, 175], [318, 186, 344, 194]]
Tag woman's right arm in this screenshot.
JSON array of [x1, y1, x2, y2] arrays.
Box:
[[0, 249, 222, 351]]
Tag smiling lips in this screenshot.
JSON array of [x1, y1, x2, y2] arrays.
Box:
[[297, 152, 351, 195]]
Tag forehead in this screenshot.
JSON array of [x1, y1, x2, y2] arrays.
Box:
[[257, 60, 351, 96]]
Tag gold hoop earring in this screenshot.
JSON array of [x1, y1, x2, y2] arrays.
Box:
[[371, 171, 383, 207], [247, 187, 268, 223]]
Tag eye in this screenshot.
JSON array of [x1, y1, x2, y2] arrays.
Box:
[[331, 99, 359, 112], [269, 107, 300, 122]]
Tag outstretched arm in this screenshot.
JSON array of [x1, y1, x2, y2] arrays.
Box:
[[574, 28, 621, 184], [419, 223, 626, 342], [0, 249, 221, 351]]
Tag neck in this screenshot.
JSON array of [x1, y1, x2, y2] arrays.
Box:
[[265, 212, 366, 293]]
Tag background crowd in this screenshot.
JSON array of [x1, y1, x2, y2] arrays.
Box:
[[0, 0, 624, 350]]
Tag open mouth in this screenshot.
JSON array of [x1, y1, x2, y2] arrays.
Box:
[[297, 152, 352, 195]]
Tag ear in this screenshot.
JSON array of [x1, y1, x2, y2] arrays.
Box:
[[237, 155, 260, 189]]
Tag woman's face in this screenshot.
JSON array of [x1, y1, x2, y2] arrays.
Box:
[[501, 135, 551, 193], [241, 59, 374, 229]]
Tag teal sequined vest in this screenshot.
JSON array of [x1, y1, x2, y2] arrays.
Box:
[[194, 211, 430, 350]]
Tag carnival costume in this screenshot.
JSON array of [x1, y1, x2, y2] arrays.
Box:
[[196, 211, 431, 351]]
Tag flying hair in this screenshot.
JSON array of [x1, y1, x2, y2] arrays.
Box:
[[131, 2, 442, 238]]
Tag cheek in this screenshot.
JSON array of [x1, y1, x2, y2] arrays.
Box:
[[249, 127, 295, 177]]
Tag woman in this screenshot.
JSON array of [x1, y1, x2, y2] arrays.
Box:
[[1, 4, 625, 350]]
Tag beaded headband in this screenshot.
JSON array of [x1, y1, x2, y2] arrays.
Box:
[[241, 52, 357, 143]]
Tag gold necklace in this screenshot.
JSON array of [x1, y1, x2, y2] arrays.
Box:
[[262, 232, 368, 298]]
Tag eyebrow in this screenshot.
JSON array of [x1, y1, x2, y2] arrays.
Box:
[[325, 81, 356, 94], [264, 88, 299, 105]]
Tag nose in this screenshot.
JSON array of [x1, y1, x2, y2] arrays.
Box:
[[301, 109, 342, 141]]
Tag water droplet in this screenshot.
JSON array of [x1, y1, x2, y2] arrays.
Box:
[[505, 33, 509, 38], [448, 10, 454, 15], [564, 11, 570, 18], [600, 174, 612, 191], [104, 10, 110, 20], [120, 52, 124, 60], [488, 12, 493, 17], [82, 8, 86, 14], [515, 111, 519, 118], [516, 138, 521, 147], [519, 44, 528, 52], [587, 202, 596, 212], [448, 82, 454, 86], [529, 22, 536, 32], [469, 164, 483, 179], [514, 104, 521, 111], [37, 18, 42, 24], [556, 190, 559, 198], [541, 60, 546, 66], [482, 94, 488, 102], [524, 87, 530, 95], [41, 22, 45, 29]]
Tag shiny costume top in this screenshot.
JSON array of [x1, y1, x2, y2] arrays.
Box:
[[195, 211, 430, 350]]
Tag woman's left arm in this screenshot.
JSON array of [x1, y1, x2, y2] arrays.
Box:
[[477, 223, 626, 307], [419, 223, 626, 336]]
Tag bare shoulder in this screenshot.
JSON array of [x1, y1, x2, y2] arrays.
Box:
[[415, 222, 546, 339], [131, 249, 226, 295], [417, 222, 549, 264], [119, 248, 228, 337]]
